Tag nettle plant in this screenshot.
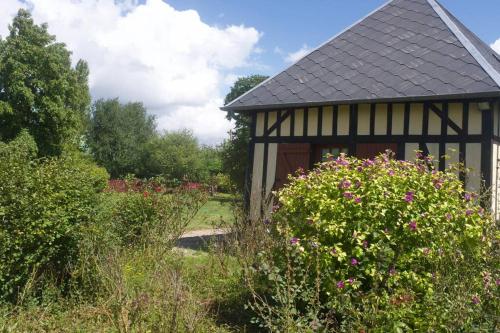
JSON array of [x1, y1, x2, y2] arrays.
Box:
[[266, 152, 497, 330]]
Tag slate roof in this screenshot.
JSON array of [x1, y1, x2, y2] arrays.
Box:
[[222, 0, 500, 111]]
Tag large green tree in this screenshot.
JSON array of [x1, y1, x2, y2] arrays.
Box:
[[147, 129, 205, 182], [221, 75, 268, 191], [0, 9, 90, 156], [87, 98, 156, 178]]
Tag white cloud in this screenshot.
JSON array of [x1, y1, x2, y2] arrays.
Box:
[[492, 38, 500, 54], [0, 0, 261, 144], [285, 44, 313, 63]]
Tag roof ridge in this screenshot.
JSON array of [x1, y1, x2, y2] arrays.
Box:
[[223, 0, 396, 109], [426, 0, 500, 88]]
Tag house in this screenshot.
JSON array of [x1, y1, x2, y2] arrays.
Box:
[[221, 0, 500, 220]]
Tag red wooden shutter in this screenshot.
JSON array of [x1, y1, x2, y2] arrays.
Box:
[[356, 143, 398, 159], [275, 143, 311, 189]]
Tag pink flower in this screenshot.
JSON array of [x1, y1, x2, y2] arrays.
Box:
[[337, 281, 345, 289], [404, 192, 414, 203], [445, 213, 452, 220], [408, 221, 417, 231], [330, 248, 337, 255], [362, 159, 374, 167], [465, 209, 473, 216], [347, 278, 355, 284], [351, 258, 359, 266], [356, 166, 363, 172], [343, 192, 354, 200], [362, 240, 369, 249], [472, 296, 480, 305], [290, 237, 299, 245], [389, 267, 396, 276], [388, 169, 395, 176], [354, 197, 362, 204], [464, 193, 472, 202], [339, 179, 351, 189]]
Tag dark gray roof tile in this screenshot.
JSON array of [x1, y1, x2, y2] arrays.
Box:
[[224, 0, 500, 111]]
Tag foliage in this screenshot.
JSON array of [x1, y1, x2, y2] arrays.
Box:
[[86, 98, 156, 178], [105, 178, 207, 246], [148, 129, 211, 182], [221, 75, 268, 191], [0, 131, 108, 301], [0, 9, 90, 156], [254, 152, 498, 331]]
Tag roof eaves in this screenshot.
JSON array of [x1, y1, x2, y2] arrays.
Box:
[[221, 91, 500, 112], [222, 0, 396, 109], [427, 0, 500, 88]]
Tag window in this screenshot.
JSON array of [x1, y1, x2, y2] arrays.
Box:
[[314, 144, 349, 163]]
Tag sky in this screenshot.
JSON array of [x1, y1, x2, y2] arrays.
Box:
[[1, 0, 499, 145]]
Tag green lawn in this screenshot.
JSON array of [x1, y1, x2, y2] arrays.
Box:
[[188, 193, 236, 230]]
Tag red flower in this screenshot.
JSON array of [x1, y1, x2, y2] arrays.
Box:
[[143, 191, 149, 198]]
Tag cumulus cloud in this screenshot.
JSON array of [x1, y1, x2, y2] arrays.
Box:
[[285, 44, 313, 63], [0, 0, 261, 144], [492, 38, 500, 54]]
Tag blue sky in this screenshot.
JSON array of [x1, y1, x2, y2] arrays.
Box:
[[2, 0, 498, 144]]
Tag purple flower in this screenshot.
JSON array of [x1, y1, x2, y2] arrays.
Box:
[[404, 191, 414, 203], [434, 180, 443, 189], [355, 180, 362, 188], [389, 267, 396, 276], [263, 218, 271, 225], [272, 205, 280, 212], [464, 193, 472, 202], [347, 278, 355, 284], [298, 174, 307, 180], [310, 241, 318, 248], [408, 220, 417, 231], [337, 281, 345, 289], [290, 237, 299, 245], [362, 240, 369, 249], [362, 159, 374, 167], [354, 197, 362, 204], [339, 179, 351, 189], [330, 248, 337, 255], [343, 192, 354, 200], [496, 279, 500, 286], [472, 296, 480, 305], [388, 169, 395, 176], [351, 258, 359, 266], [445, 213, 452, 221], [465, 209, 473, 216]]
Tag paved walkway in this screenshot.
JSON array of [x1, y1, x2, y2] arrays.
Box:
[[176, 228, 231, 250]]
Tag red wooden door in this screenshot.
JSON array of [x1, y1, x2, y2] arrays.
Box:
[[356, 143, 398, 159], [275, 143, 311, 189]]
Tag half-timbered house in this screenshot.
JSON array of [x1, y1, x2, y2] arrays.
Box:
[[221, 0, 500, 220]]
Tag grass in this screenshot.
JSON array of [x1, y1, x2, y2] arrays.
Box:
[[188, 193, 236, 230]]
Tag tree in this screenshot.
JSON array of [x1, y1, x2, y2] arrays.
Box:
[[221, 75, 268, 191], [87, 98, 156, 178], [0, 9, 90, 156], [147, 129, 205, 182]]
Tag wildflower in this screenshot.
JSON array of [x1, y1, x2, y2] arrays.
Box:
[[154, 186, 162, 193], [354, 197, 362, 204], [347, 278, 355, 284], [433, 179, 443, 189], [408, 220, 417, 231], [337, 281, 345, 289], [362, 240, 369, 249], [343, 192, 354, 200], [356, 166, 363, 172], [465, 209, 473, 216], [362, 159, 374, 167], [339, 179, 351, 189], [388, 169, 395, 176], [389, 267, 396, 276], [310, 241, 318, 248], [351, 258, 359, 266], [330, 248, 337, 255], [478, 208, 484, 216], [404, 191, 414, 203], [496, 279, 500, 286], [143, 191, 149, 198], [290, 237, 299, 245], [263, 218, 271, 225], [472, 296, 480, 305], [464, 193, 472, 202], [298, 174, 307, 180], [445, 213, 452, 220], [355, 180, 362, 188]]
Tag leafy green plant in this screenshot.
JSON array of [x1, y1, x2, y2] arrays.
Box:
[[0, 131, 108, 301], [254, 152, 498, 331]]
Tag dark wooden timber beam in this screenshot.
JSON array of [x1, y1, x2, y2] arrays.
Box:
[[264, 109, 292, 137], [429, 103, 463, 136]]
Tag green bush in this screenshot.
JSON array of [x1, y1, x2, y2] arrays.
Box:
[[256, 152, 498, 331], [106, 180, 207, 246], [0, 131, 108, 301]]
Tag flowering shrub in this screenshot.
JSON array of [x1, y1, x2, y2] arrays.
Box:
[[106, 179, 207, 246], [262, 152, 498, 331]]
